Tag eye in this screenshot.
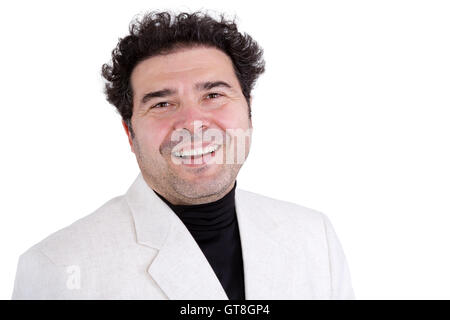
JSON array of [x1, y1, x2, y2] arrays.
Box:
[[206, 93, 222, 99], [151, 102, 170, 109]]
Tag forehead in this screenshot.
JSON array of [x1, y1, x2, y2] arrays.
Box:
[[130, 46, 238, 91]]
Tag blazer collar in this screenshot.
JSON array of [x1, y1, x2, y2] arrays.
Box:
[[125, 173, 296, 299]]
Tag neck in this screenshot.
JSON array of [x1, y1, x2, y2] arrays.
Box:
[[155, 181, 237, 231]]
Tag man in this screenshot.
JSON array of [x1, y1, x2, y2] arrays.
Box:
[[12, 11, 354, 299]]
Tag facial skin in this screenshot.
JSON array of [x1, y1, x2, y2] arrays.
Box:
[[123, 46, 252, 205]]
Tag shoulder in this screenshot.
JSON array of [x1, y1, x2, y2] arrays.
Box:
[[12, 194, 137, 299], [20, 194, 134, 266], [235, 188, 327, 229], [235, 188, 342, 256], [236, 188, 354, 299]]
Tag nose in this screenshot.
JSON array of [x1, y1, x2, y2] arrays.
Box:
[[172, 103, 212, 135]]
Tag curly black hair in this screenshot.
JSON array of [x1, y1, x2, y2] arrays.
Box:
[[101, 10, 265, 137]]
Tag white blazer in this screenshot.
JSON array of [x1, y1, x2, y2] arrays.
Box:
[[12, 173, 354, 299]]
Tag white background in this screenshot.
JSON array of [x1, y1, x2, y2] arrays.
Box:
[[1, 0, 449, 299]]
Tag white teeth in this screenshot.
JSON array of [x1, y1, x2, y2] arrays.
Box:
[[173, 144, 220, 158]]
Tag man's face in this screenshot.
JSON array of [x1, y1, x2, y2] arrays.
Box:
[[125, 46, 252, 205]]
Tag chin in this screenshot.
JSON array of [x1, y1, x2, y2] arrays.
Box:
[[173, 170, 234, 199]]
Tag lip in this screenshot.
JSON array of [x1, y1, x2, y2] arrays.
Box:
[[172, 142, 221, 155], [171, 144, 222, 167]]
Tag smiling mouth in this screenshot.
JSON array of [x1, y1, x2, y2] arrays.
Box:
[[172, 144, 221, 159]]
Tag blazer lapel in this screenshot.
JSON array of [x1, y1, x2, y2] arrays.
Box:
[[125, 173, 228, 300], [235, 189, 297, 299]]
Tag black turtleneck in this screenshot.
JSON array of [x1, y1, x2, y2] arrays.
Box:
[[154, 182, 245, 300]]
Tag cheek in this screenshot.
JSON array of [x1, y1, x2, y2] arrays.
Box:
[[215, 104, 250, 130], [135, 120, 170, 154]]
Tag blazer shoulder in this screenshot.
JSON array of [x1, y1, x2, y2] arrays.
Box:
[[22, 194, 134, 265], [235, 188, 334, 252], [236, 188, 326, 226], [236, 188, 355, 299]]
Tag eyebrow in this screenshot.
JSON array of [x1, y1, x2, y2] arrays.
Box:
[[140, 88, 176, 105], [140, 80, 233, 105], [195, 80, 232, 91]]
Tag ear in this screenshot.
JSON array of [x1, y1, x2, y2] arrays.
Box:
[[122, 120, 135, 153]]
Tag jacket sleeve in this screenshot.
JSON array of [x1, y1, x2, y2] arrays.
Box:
[[320, 213, 355, 299], [11, 247, 70, 300]]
